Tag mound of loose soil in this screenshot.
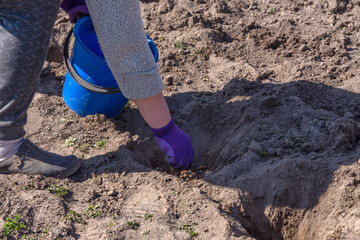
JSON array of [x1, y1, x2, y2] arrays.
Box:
[[1, 0, 360, 239]]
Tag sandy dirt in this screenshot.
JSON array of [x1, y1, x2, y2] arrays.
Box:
[[1, 0, 360, 239]]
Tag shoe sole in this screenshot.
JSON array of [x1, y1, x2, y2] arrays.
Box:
[[40, 62, 52, 78]]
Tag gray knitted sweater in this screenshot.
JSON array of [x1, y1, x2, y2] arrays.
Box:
[[86, 0, 164, 99]]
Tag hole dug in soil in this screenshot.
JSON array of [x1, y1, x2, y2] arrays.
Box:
[[129, 78, 360, 239]]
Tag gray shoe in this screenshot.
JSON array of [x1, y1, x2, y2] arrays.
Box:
[[0, 139, 81, 177], [40, 61, 51, 78]]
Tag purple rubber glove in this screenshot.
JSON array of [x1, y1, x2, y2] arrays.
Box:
[[150, 119, 194, 170], [61, 0, 89, 23]]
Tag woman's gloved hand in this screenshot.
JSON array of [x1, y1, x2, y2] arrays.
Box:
[[150, 119, 194, 170], [61, 0, 89, 23]]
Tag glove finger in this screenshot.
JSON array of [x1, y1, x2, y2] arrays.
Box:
[[170, 151, 186, 170], [155, 137, 176, 165], [164, 150, 176, 165], [184, 147, 194, 170]]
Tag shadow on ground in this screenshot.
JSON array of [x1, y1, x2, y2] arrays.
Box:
[[66, 77, 360, 239]]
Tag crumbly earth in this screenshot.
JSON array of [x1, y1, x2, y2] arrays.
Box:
[[1, 0, 360, 239]]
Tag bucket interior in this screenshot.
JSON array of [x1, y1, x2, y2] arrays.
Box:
[[74, 18, 105, 60]]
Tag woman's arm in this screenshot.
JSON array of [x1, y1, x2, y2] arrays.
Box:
[[65, 0, 194, 169], [132, 93, 171, 129]]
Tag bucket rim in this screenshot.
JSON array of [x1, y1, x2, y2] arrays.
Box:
[[73, 16, 107, 63], [64, 28, 121, 94]]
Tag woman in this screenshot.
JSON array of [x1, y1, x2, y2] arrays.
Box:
[[0, 0, 194, 177]]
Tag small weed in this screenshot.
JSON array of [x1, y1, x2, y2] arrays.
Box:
[[23, 184, 34, 190], [60, 116, 72, 123], [178, 223, 198, 237], [261, 121, 270, 128], [78, 143, 91, 153], [86, 162, 93, 169], [192, 49, 206, 60], [144, 214, 153, 220], [195, 100, 201, 107], [22, 235, 37, 240], [65, 136, 77, 147], [268, 7, 276, 14], [95, 139, 107, 149], [193, 48, 206, 57], [193, 49, 202, 54], [160, 36, 166, 42], [65, 210, 84, 224], [141, 230, 150, 235], [258, 150, 269, 158], [244, 114, 253, 122], [109, 222, 116, 227], [286, 135, 305, 148], [309, 119, 318, 126], [240, 143, 247, 152], [181, 210, 189, 215], [126, 220, 140, 230], [175, 37, 186, 49], [2, 215, 26, 237], [42, 225, 50, 235], [85, 206, 101, 219], [201, 75, 209, 81], [104, 165, 115, 172], [47, 184, 69, 197]]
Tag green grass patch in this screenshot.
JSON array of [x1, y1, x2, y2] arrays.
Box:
[[126, 220, 140, 230], [2, 215, 26, 237], [144, 214, 153, 220], [65, 136, 77, 147], [85, 206, 101, 219], [78, 143, 91, 153], [95, 139, 107, 149], [22, 184, 34, 190], [47, 184, 69, 197], [268, 7, 276, 14], [286, 136, 306, 148], [175, 37, 186, 49], [142, 230, 150, 235], [178, 223, 198, 237], [60, 116, 72, 123], [65, 210, 84, 224], [258, 150, 269, 158]]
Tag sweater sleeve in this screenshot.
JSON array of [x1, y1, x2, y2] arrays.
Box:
[[85, 0, 164, 100]]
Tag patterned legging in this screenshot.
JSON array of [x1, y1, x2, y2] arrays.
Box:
[[0, 0, 60, 140]]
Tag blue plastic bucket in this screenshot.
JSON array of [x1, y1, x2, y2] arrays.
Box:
[[63, 16, 159, 117]]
